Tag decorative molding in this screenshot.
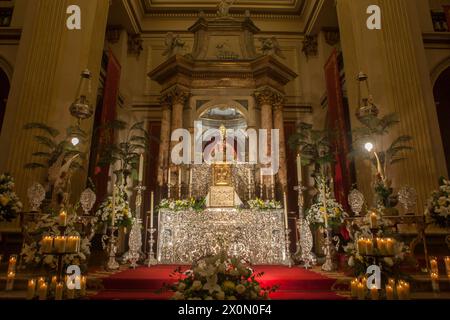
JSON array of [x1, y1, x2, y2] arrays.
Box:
[[106, 26, 123, 44], [302, 35, 318, 58], [322, 27, 340, 46], [163, 85, 190, 106], [253, 87, 284, 107], [128, 33, 144, 55]]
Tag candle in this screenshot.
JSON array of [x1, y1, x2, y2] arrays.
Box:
[[5, 271, 15, 291], [296, 154, 302, 183], [445, 257, 450, 278], [369, 212, 378, 228], [150, 192, 154, 229], [7, 255, 17, 273], [350, 279, 358, 298], [27, 279, 36, 300], [283, 192, 288, 228], [403, 281, 410, 299], [41, 236, 53, 253], [51, 276, 57, 290], [260, 169, 263, 199], [370, 285, 379, 300], [357, 282, 365, 300], [54, 236, 66, 253], [168, 167, 171, 186], [385, 285, 394, 300], [430, 257, 438, 273], [189, 168, 193, 197], [366, 239, 373, 255], [66, 236, 80, 253], [111, 184, 116, 227], [178, 167, 182, 186], [396, 283, 404, 300], [38, 277, 45, 288], [38, 282, 48, 300], [385, 238, 394, 255], [80, 276, 87, 297], [59, 210, 68, 226], [431, 272, 439, 292], [138, 153, 144, 182], [55, 282, 64, 300]]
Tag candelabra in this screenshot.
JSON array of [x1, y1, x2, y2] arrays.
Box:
[[293, 184, 316, 269], [146, 226, 158, 267], [284, 227, 293, 268], [321, 227, 337, 272], [122, 183, 145, 268], [104, 227, 120, 271]]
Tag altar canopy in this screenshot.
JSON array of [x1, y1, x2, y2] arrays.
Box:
[[157, 208, 289, 265]]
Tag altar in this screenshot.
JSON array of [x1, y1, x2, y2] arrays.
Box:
[[157, 208, 289, 265]]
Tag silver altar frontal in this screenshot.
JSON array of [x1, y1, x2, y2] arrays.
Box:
[[157, 208, 289, 265]]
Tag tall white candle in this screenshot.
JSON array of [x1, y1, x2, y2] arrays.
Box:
[[283, 192, 288, 228], [138, 153, 144, 182], [168, 167, 171, 186], [178, 167, 182, 186], [296, 154, 302, 184], [111, 184, 116, 227], [260, 169, 264, 198], [150, 192, 154, 229], [189, 168, 193, 197]]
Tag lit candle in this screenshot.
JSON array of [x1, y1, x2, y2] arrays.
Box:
[[138, 153, 144, 182], [283, 192, 288, 228], [385, 238, 394, 255], [51, 276, 57, 290], [369, 212, 378, 229], [445, 257, 450, 278], [403, 281, 410, 299], [27, 279, 36, 300], [150, 192, 154, 229], [37, 277, 45, 288], [59, 210, 68, 226], [38, 282, 48, 300], [357, 282, 365, 300], [366, 239, 373, 255], [5, 271, 15, 291], [396, 283, 404, 300], [41, 236, 53, 253], [80, 276, 87, 297], [385, 285, 394, 300], [431, 272, 439, 292], [350, 279, 358, 298], [296, 154, 302, 184], [55, 282, 64, 300], [54, 236, 67, 253], [7, 255, 17, 273], [66, 236, 80, 253], [430, 257, 438, 273], [370, 285, 379, 300]]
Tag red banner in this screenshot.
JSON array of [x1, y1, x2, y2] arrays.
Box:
[[324, 49, 352, 209]]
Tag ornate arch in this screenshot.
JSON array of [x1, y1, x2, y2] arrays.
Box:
[[196, 98, 249, 120], [0, 55, 13, 82], [431, 55, 450, 87]]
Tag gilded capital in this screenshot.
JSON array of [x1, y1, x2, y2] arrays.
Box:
[[254, 88, 284, 108], [166, 86, 190, 106]]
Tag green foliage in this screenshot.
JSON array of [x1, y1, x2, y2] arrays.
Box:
[[23, 122, 86, 171], [95, 120, 158, 183], [288, 122, 334, 175]]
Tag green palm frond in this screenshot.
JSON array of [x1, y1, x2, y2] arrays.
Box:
[[24, 122, 59, 137], [24, 162, 47, 169]]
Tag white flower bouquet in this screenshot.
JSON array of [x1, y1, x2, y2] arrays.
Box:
[[95, 188, 132, 228], [168, 252, 277, 300], [0, 173, 23, 222], [425, 177, 450, 229], [306, 199, 348, 229], [247, 198, 282, 211], [158, 198, 206, 212]]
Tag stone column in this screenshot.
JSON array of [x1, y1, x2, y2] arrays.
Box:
[[273, 99, 288, 192], [157, 95, 172, 187], [0, 0, 110, 201], [336, 0, 447, 210], [168, 86, 189, 162]]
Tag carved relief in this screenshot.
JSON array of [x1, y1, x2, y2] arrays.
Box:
[[259, 37, 285, 59], [254, 87, 284, 107], [165, 86, 190, 106], [302, 35, 318, 58], [163, 32, 186, 58], [128, 34, 143, 56]]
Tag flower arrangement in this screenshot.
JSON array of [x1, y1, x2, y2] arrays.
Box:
[[425, 177, 450, 229], [20, 212, 92, 270], [95, 187, 132, 228], [247, 198, 282, 211], [0, 173, 23, 222], [343, 218, 411, 278], [306, 199, 348, 229], [158, 198, 206, 212], [168, 252, 277, 300]]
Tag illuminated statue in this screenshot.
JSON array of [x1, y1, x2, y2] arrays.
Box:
[[217, 0, 235, 17]]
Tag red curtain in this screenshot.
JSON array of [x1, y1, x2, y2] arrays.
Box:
[[324, 49, 352, 209], [90, 50, 121, 202]]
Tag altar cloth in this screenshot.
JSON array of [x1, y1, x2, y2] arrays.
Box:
[[156, 208, 289, 265]]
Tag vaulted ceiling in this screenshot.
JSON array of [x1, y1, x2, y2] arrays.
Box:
[[140, 0, 306, 15]]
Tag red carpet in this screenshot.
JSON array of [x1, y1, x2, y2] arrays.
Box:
[[92, 265, 345, 300]]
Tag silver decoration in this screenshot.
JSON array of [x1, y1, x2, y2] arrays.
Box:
[[80, 188, 96, 215], [398, 186, 417, 214], [103, 227, 120, 271], [293, 185, 316, 268], [321, 227, 337, 272], [27, 182, 46, 212], [157, 208, 288, 265], [122, 184, 145, 268], [348, 188, 365, 216], [146, 227, 158, 267]]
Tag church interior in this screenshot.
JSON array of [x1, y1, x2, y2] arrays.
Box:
[[0, 0, 450, 302]]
